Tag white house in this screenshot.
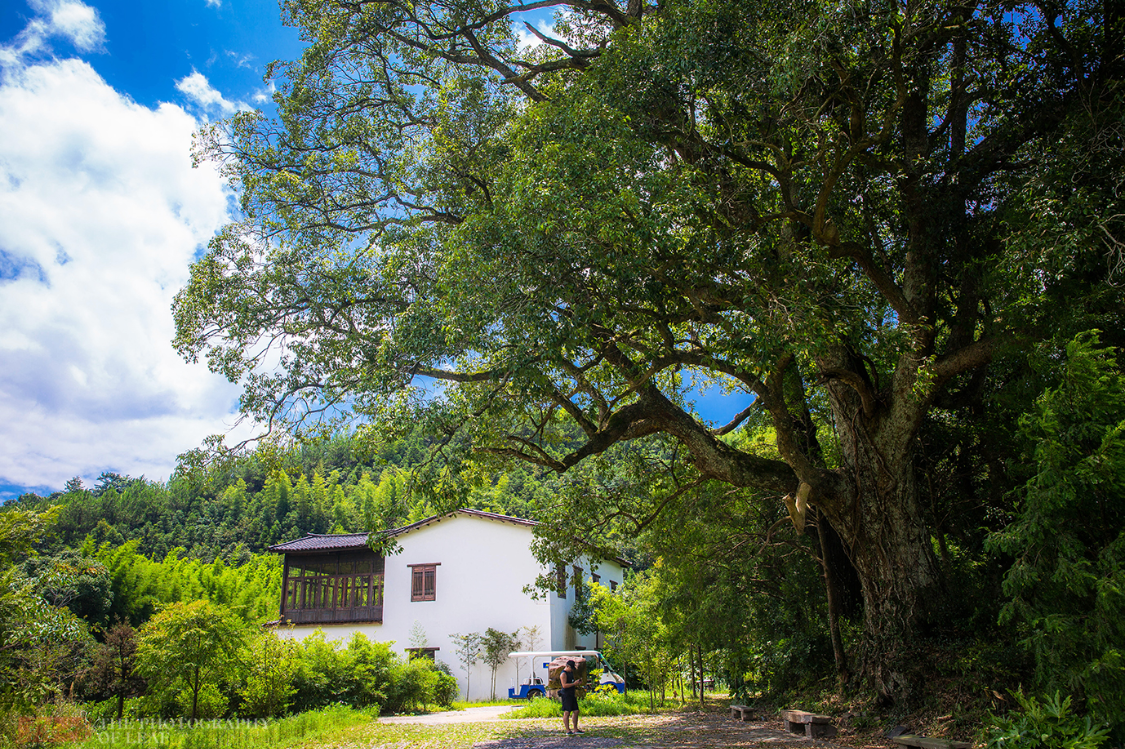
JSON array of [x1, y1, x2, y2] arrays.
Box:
[[267, 508, 627, 701]]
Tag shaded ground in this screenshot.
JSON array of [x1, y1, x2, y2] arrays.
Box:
[[471, 710, 846, 749], [305, 700, 930, 749]]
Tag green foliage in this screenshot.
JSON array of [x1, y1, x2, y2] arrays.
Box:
[[73, 705, 372, 749], [986, 691, 1110, 749], [135, 601, 250, 720], [238, 631, 299, 719], [23, 550, 114, 626], [287, 630, 453, 714], [567, 579, 597, 637], [0, 507, 93, 728], [94, 541, 281, 625], [4, 428, 558, 570], [83, 619, 143, 721], [385, 658, 458, 713], [502, 689, 657, 718], [480, 629, 519, 701], [449, 632, 483, 702], [588, 573, 670, 710], [988, 333, 1125, 724]]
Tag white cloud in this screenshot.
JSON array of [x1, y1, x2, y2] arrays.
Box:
[[0, 57, 256, 492], [226, 50, 254, 69], [516, 20, 557, 50], [205, 0, 222, 8], [175, 69, 249, 116], [0, 0, 105, 65], [252, 79, 276, 104]]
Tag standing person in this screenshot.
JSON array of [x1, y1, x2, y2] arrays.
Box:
[[560, 659, 584, 735]]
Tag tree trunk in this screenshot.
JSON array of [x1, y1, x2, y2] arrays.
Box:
[[814, 509, 850, 683], [191, 667, 200, 721], [688, 647, 696, 699], [821, 425, 941, 705], [697, 645, 705, 707]]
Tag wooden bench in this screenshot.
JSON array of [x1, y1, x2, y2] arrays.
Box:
[[730, 704, 755, 721], [782, 709, 837, 739], [892, 736, 971, 749]]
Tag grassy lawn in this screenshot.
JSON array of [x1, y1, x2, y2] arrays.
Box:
[[448, 699, 525, 710], [61, 697, 737, 749]]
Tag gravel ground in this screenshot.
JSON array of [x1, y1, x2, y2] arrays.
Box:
[[471, 710, 845, 749]]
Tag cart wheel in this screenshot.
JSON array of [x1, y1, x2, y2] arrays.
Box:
[[528, 689, 544, 700]]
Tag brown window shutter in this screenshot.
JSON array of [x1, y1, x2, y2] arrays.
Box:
[[410, 563, 439, 601]]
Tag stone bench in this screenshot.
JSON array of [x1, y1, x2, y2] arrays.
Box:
[[730, 704, 755, 721], [892, 735, 971, 749], [782, 709, 837, 739]]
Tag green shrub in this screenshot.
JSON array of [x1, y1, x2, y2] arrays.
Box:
[[384, 658, 458, 712], [503, 691, 650, 719], [988, 333, 1125, 724], [341, 633, 395, 709], [238, 631, 298, 718], [986, 691, 1109, 749], [290, 631, 394, 712]]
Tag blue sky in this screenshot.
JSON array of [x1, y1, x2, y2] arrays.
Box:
[[1, 0, 302, 111], [0, 0, 297, 501], [0, 0, 751, 501]]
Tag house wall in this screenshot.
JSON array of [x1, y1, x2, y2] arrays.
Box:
[[548, 556, 625, 652], [277, 512, 626, 702]]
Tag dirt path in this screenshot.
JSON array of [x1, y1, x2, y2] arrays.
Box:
[[471, 710, 845, 749], [379, 705, 520, 724]]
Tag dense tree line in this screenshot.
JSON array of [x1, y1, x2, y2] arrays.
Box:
[[8, 428, 554, 562]]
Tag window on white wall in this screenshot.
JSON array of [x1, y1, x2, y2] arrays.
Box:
[[410, 563, 438, 601]]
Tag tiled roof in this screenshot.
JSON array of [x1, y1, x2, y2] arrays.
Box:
[[385, 508, 537, 537], [266, 532, 371, 553], [266, 508, 629, 567]]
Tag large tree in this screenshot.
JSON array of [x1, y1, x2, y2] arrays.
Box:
[[175, 0, 1123, 702]]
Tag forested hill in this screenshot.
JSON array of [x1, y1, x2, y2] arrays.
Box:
[[6, 429, 559, 562]]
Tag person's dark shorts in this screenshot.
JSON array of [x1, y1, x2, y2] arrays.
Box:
[[560, 688, 579, 712]]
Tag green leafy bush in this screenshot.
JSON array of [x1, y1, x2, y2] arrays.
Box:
[[988, 332, 1125, 724], [134, 600, 249, 720], [503, 691, 651, 718], [290, 631, 394, 712], [384, 658, 458, 713], [986, 691, 1109, 749], [237, 631, 299, 718]]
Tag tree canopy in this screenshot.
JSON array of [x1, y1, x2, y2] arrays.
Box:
[[175, 0, 1124, 703]]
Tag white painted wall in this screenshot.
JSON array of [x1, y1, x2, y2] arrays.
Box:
[[548, 554, 625, 652], [277, 512, 625, 702]]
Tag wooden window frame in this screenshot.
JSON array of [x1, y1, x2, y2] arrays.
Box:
[[281, 551, 384, 624], [405, 647, 440, 661], [409, 563, 440, 602], [610, 580, 618, 592], [591, 573, 600, 584]]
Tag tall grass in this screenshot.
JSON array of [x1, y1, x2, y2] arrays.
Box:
[[66, 705, 372, 749], [502, 690, 672, 719]]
